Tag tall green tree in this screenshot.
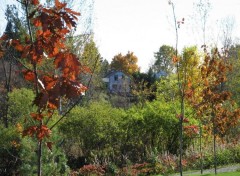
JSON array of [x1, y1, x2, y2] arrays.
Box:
[[80, 37, 101, 73], [79, 37, 108, 102], [152, 45, 175, 74], [0, 4, 27, 128]]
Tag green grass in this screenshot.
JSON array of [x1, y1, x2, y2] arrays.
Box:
[[176, 171, 240, 176]]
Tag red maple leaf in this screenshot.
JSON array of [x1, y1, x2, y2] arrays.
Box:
[[23, 70, 35, 81]]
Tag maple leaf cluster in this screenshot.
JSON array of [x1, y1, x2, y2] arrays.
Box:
[[184, 125, 199, 137], [176, 114, 199, 137], [0, 0, 89, 141]]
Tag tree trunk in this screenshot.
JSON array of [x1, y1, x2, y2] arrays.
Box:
[[200, 124, 203, 174], [179, 98, 184, 176], [37, 140, 42, 176], [212, 105, 217, 175], [213, 125, 217, 175]]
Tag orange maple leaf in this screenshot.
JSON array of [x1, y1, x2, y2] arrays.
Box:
[[31, 0, 40, 5], [172, 55, 179, 63], [23, 70, 35, 81], [37, 125, 51, 140], [30, 113, 43, 121]]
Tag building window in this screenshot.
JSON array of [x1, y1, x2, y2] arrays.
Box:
[[114, 75, 118, 81]]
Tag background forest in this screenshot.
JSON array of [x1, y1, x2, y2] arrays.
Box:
[[1, 0, 240, 176]]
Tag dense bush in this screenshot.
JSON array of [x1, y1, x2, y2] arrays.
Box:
[[8, 88, 35, 125], [4, 89, 240, 175], [0, 125, 21, 176], [0, 88, 70, 175], [58, 100, 199, 174], [59, 102, 127, 167], [183, 143, 240, 171], [0, 124, 70, 175]]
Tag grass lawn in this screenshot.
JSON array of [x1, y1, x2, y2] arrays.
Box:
[[189, 171, 240, 176], [167, 171, 240, 176]]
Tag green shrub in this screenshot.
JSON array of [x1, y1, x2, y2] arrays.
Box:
[[19, 129, 70, 176], [3, 88, 70, 175], [0, 125, 21, 176]]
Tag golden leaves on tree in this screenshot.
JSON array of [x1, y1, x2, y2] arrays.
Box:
[[110, 51, 139, 75]]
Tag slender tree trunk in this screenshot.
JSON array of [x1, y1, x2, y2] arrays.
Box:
[[179, 114, 183, 176], [213, 123, 217, 175], [200, 124, 203, 174], [211, 104, 217, 175], [24, 1, 42, 175], [170, 3, 183, 175], [37, 140, 42, 176], [1, 59, 9, 128]]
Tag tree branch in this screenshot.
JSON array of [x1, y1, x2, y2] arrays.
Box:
[[50, 54, 99, 130]]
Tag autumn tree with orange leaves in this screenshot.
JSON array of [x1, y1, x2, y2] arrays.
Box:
[[196, 48, 240, 174], [110, 51, 139, 75], [0, 0, 89, 175]]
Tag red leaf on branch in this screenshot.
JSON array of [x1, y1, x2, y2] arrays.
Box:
[[61, 12, 77, 29], [55, 0, 67, 9], [30, 113, 43, 121], [43, 30, 51, 39], [60, 28, 70, 35], [34, 92, 49, 109], [65, 8, 81, 16], [54, 52, 80, 78], [19, 0, 86, 142], [31, 0, 40, 5], [66, 81, 87, 98], [33, 18, 42, 27], [53, 47, 59, 56], [37, 125, 51, 140], [12, 40, 24, 52], [184, 125, 199, 135], [23, 70, 35, 81], [47, 100, 59, 110], [22, 126, 38, 137], [42, 76, 58, 90]]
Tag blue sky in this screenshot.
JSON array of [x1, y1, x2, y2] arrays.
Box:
[[1, 0, 240, 72]]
